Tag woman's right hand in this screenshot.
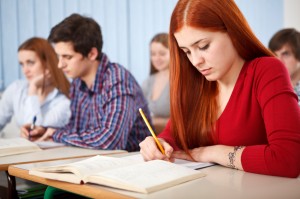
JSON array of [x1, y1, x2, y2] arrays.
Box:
[[28, 71, 52, 95], [20, 124, 46, 141], [139, 136, 174, 161]]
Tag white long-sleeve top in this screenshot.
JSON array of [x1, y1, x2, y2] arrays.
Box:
[[0, 79, 71, 131]]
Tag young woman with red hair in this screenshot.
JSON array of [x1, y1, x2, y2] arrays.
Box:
[[0, 37, 71, 136], [139, 0, 300, 178]]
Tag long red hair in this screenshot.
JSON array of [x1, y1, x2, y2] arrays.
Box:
[[169, 0, 273, 151], [18, 37, 70, 98]]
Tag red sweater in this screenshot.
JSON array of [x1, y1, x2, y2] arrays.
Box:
[[159, 57, 300, 178]]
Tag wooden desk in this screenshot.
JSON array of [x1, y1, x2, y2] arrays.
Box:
[[0, 147, 126, 199], [0, 146, 126, 171], [8, 156, 300, 199]]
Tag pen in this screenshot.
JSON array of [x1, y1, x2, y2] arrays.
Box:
[[29, 116, 37, 141], [139, 108, 165, 155]]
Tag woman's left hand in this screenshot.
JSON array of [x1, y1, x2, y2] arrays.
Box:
[[172, 146, 213, 162], [35, 128, 56, 142], [172, 145, 244, 170]]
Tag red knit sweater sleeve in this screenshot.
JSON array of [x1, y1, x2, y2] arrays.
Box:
[[158, 120, 179, 150], [241, 58, 300, 178]]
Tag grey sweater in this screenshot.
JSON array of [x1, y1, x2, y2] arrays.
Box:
[[142, 75, 170, 118]]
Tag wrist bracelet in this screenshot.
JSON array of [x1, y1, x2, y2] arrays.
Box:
[[228, 146, 244, 169]]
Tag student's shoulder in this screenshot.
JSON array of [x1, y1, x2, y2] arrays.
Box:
[[0, 80, 27, 100], [142, 74, 154, 84], [247, 57, 291, 91], [106, 62, 137, 86], [246, 56, 288, 80], [103, 62, 142, 97], [5, 79, 27, 91], [54, 89, 70, 100], [50, 90, 70, 107], [109, 62, 130, 77], [249, 56, 286, 73]]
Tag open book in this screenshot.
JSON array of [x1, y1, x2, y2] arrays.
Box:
[[123, 153, 214, 170], [0, 137, 41, 157], [29, 155, 206, 194], [35, 141, 65, 149]]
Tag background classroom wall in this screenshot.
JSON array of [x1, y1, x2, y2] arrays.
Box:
[[284, 0, 300, 31], [0, 0, 294, 91]]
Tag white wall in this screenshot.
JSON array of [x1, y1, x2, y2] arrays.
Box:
[[0, 0, 178, 89], [236, 0, 283, 47], [284, 0, 300, 30], [0, 0, 284, 91]]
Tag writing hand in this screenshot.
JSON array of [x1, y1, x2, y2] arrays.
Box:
[[20, 124, 31, 139], [139, 136, 174, 161], [35, 128, 56, 142], [20, 124, 46, 141]]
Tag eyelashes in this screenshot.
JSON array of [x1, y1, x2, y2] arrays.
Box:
[[19, 60, 35, 67], [199, 44, 209, 51], [182, 44, 210, 56]]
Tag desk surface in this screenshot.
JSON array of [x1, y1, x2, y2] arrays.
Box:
[[8, 155, 300, 199], [0, 146, 126, 171]]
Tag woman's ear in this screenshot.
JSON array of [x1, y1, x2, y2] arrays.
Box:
[[88, 47, 99, 61]]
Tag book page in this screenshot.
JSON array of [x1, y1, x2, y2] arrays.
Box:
[[0, 137, 38, 149], [86, 160, 206, 193], [174, 159, 214, 169], [35, 141, 65, 149], [29, 170, 83, 184], [0, 138, 41, 157], [29, 155, 206, 193], [69, 156, 139, 178], [32, 155, 139, 179], [123, 154, 214, 170]]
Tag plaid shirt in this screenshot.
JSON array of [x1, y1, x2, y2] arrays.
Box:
[[53, 53, 151, 151]]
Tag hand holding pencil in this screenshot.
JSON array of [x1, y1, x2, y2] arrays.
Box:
[[139, 108, 174, 161], [29, 116, 37, 141]]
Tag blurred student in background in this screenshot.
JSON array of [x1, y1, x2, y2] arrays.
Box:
[[0, 37, 70, 136], [142, 33, 170, 133], [23, 14, 151, 151], [269, 28, 300, 105]]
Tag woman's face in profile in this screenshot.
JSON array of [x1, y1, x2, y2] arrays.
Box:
[[18, 50, 44, 82], [150, 42, 170, 71], [274, 44, 300, 76]]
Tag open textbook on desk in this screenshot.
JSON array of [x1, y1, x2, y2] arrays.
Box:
[[123, 153, 214, 170], [0, 137, 41, 156], [0, 137, 67, 157], [29, 155, 208, 194]]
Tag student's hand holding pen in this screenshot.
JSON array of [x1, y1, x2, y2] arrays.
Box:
[[20, 124, 46, 141], [35, 128, 56, 142], [139, 136, 174, 162]]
